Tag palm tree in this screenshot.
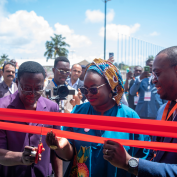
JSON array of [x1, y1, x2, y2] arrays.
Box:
[[0, 54, 9, 65], [44, 34, 70, 61]]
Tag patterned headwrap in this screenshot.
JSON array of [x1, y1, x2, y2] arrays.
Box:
[[86, 58, 124, 105]]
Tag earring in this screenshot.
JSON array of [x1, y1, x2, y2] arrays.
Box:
[[109, 93, 112, 98]]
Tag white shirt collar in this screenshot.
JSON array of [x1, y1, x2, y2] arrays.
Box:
[[69, 78, 79, 86]]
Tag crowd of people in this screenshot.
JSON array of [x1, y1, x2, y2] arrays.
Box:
[[0, 46, 177, 177]]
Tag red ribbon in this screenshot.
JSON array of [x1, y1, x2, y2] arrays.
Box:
[[1, 108, 177, 152]]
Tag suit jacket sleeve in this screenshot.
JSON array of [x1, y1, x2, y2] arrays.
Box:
[[138, 159, 177, 177], [129, 77, 141, 96]]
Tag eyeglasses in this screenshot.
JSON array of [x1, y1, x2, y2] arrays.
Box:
[[19, 83, 44, 95], [55, 68, 70, 76], [152, 72, 158, 81], [152, 64, 177, 81], [80, 83, 107, 95]]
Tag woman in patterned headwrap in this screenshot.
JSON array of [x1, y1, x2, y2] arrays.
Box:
[[46, 58, 150, 177]]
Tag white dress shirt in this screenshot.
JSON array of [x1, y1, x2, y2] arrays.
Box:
[[67, 78, 79, 90]]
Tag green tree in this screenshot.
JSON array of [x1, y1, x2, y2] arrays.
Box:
[[147, 55, 154, 60], [44, 34, 70, 61], [113, 62, 130, 70], [0, 54, 9, 66], [118, 62, 129, 70], [113, 62, 119, 68]]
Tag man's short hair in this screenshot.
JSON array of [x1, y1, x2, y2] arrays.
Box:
[[10, 59, 16, 65], [18, 61, 45, 80], [54, 56, 70, 68], [2, 62, 16, 72], [157, 46, 177, 65], [71, 64, 82, 69], [146, 59, 153, 65], [134, 65, 142, 70]]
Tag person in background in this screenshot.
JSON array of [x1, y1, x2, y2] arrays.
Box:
[[10, 59, 18, 82], [0, 66, 3, 83], [130, 59, 166, 119], [43, 67, 49, 89], [103, 46, 177, 177], [124, 66, 143, 110], [0, 61, 61, 177], [79, 65, 86, 81], [0, 62, 18, 98], [45, 58, 150, 177], [45, 56, 81, 113], [66, 64, 83, 90], [66, 64, 85, 102]]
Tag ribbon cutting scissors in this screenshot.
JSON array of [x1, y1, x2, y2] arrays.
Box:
[[34, 124, 44, 164]]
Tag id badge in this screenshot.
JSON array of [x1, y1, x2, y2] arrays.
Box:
[[134, 96, 139, 105], [144, 91, 151, 101]]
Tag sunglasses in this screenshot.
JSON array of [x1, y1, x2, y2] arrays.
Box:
[[55, 68, 70, 76], [80, 83, 107, 95]]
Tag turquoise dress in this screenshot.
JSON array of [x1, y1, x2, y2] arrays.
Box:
[[63, 102, 150, 177]]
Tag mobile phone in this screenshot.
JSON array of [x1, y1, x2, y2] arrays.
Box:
[[109, 53, 114, 58], [144, 66, 150, 73]]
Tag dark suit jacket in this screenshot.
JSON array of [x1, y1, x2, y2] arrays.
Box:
[[138, 103, 177, 177], [76, 79, 84, 90], [138, 159, 177, 177]]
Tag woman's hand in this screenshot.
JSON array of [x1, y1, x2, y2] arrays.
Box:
[[45, 131, 74, 160], [77, 88, 83, 100], [70, 89, 82, 106], [46, 131, 69, 150]]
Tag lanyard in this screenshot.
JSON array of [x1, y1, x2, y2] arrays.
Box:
[[52, 78, 68, 87], [161, 101, 177, 121], [150, 101, 177, 161], [52, 78, 58, 87]]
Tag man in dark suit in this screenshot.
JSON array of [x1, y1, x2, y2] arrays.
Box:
[[102, 46, 177, 177]]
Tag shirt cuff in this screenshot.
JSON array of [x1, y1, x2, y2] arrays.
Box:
[[136, 76, 142, 82]]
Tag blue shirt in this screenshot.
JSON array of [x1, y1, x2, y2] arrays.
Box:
[[63, 102, 150, 177]]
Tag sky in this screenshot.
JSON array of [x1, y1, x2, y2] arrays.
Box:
[[0, 0, 177, 66]]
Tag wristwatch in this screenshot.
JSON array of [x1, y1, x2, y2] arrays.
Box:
[[128, 157, 139, 174]]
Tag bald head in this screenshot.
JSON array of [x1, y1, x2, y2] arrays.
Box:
[[157, 46, 177, 65], [152, 46, 177, 101], [71, 64, 82, 82]]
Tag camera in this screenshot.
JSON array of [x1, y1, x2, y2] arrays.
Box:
[[53, 85, 75, 98], [45, 85, 75, 102]]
